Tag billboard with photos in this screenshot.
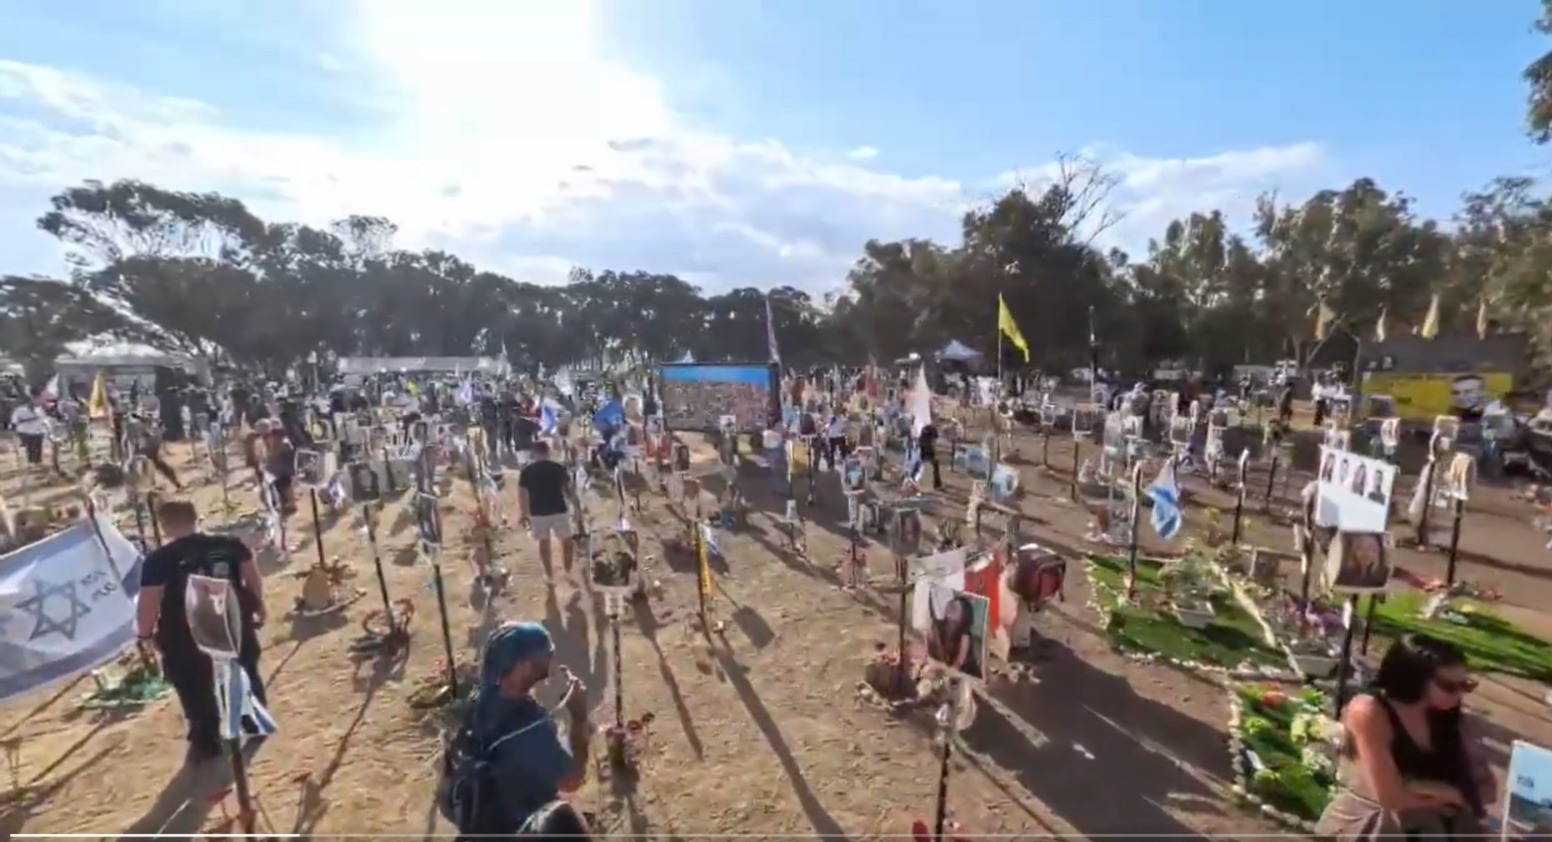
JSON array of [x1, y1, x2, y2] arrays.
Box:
[[657, 363, 780, 433]]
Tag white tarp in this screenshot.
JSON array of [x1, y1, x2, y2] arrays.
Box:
[[0, 515, 142, 703], [336, 356, 510, 376], [937, 340, 982, 362]]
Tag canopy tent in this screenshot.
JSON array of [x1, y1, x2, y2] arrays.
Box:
[[936, 340, 982, 362], [335, 356, 509, 376]]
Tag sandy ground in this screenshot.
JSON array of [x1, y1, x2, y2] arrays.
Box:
[[0, 415, 1549, 841]]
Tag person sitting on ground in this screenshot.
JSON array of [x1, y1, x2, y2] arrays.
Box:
[[1316, 634, 1493, 840], [476, 623, 591, 834], [519, 440, 578, 576]]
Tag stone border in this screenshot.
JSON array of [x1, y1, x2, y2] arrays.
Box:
[[1083, 559, 1299, 682], [1225, 686, 1321, 834]]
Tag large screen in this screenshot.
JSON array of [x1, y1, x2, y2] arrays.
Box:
[[657, 363, 780, 433]]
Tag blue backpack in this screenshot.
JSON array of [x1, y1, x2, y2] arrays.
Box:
[[435, 692, 544, 835]]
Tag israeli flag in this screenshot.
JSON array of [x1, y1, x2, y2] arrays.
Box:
[[539, 399, 561, 436], [1147, 461, 1183, 541], [215, 659, 277, 740]]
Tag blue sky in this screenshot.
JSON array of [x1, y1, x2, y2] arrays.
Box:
[[0, 1, 1546, 293]]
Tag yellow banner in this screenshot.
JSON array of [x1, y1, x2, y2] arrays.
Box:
[[1361, 371, 1513, 421]]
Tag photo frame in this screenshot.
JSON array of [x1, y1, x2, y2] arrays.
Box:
[[1323, 530, 1393, 594], [1379, 417, 1401, 451], [589, 530, 638, 594], [347, 460, 382, 504], [1446, 452, 1475, 501], [893, 508, 923, 556], [955, 445, 991, 479], [1433, 415, 1460, 445], [1502, 740, 1552, 838], [415, 491, 443, 548], [989, 463, 1019, 504], [911, 580, 989, 682], [1072, 402, 1102, 439], [1315, 447, 1394, 532], [185, 573, 241, 660], [296, 449, 324, 487]]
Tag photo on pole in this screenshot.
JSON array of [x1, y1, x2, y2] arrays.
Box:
[[296, 449, 324, 487], [347, 460, 382, 504], [589, 530, 638, 594], [911, 580, 989, 683], [1323, 531, 1393, 594], [185, 573, 241, 660], [415, 491, 443, 548], [1503, 740, 1552, 836]]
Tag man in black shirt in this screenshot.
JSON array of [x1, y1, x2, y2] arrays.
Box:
[[519, 441, 578, 575], [137, 500, 268, 761]]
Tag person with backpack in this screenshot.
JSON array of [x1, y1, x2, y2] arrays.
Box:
[[438, 622, 591, 837]]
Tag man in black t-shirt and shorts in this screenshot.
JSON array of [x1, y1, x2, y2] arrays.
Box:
[[519, 440, 579, 575], [137, 499, 268, 762]]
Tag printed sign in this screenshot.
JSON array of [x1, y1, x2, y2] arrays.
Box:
[[1315, 447, 1395, 533]]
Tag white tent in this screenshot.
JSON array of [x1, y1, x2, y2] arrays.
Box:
[[937, 340, 982, 362]]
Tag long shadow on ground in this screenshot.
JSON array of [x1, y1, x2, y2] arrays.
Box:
[[964, 648, 1229, 840]]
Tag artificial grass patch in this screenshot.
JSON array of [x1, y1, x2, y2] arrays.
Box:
[[1087, 555, 1287, 669], [1361, 591, 1552, 682], [1234, 684, 1335, 822]]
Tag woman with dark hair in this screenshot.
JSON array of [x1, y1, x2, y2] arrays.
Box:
[[1317, 635, 1494, 840], [927, 592, 982, 680]]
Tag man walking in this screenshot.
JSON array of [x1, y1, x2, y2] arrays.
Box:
[[519, 440, 578, 576], [136, 499, 268, 762]]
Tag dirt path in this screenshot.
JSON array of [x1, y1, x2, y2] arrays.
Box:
[[1, 424, 1548, 839]]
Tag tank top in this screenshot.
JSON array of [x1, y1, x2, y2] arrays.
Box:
[[1375, 697, 1456, 784]]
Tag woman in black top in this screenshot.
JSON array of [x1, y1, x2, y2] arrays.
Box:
[[1317, 635, 1492, 840]]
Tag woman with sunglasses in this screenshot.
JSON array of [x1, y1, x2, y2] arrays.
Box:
[[1317, 635, 1493, 840]]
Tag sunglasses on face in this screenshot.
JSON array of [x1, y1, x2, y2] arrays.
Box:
[[1434, 676, 1477, 695]]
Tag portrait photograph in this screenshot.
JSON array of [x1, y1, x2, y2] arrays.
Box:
[[184, 574, 241, 659], [990, 463, 1019, 504], [347, 460, 381, 504], [1315, 447, 1393, 533], [911, 581, 989, 682], [295, 449, 324, 487], [415, 491, 443, 548], [1325, 531, 1393, 594]]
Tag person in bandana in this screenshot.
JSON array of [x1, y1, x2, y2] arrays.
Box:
[[473, 622, 592, 833]]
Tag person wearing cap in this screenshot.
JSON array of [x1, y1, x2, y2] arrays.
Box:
[[477, 621, 591, 831]]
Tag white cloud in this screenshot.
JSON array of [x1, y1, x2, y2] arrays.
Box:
[[0, 0, 1328, 293]]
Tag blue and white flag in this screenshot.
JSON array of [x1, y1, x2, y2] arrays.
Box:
[[539, 399, 561, 436], [0, 515, 143, 703], [455, 377, 476, 407], [216, 658, 277, 740], [1148, 461, 1183, 541]]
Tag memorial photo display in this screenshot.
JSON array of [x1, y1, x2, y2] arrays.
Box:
[[415, 491, 443, 547], [656, 363, 780, 433]]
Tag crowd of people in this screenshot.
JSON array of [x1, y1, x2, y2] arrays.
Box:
[[0, 360, 1510, 839]]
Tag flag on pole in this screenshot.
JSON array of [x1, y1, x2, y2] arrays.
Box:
[[764, 292, 782, 366], [1419, 293, 1441, 340], [87, 371, 110, 421], [1313, 301, 1334, 341], [997, 294, 1029, 362], [1147, 461, 1183, 541]]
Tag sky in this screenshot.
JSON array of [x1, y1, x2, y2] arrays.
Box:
[[0, 0, 1546, 296]]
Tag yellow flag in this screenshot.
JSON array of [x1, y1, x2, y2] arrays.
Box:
[[88, 371, 110, 420], [697, 524, 713, 599], [1476, 297, 1489, 339], [1419, 293, 1441, 340], [1374, 307, 1388, 343], [1314, 301, 1334, 341], [997, 294, 1030, 362]]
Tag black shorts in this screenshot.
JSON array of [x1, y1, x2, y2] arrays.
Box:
[[19, 433, 43, 465]]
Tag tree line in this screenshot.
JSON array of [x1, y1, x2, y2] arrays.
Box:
[[3, 6, 1552, 388]]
